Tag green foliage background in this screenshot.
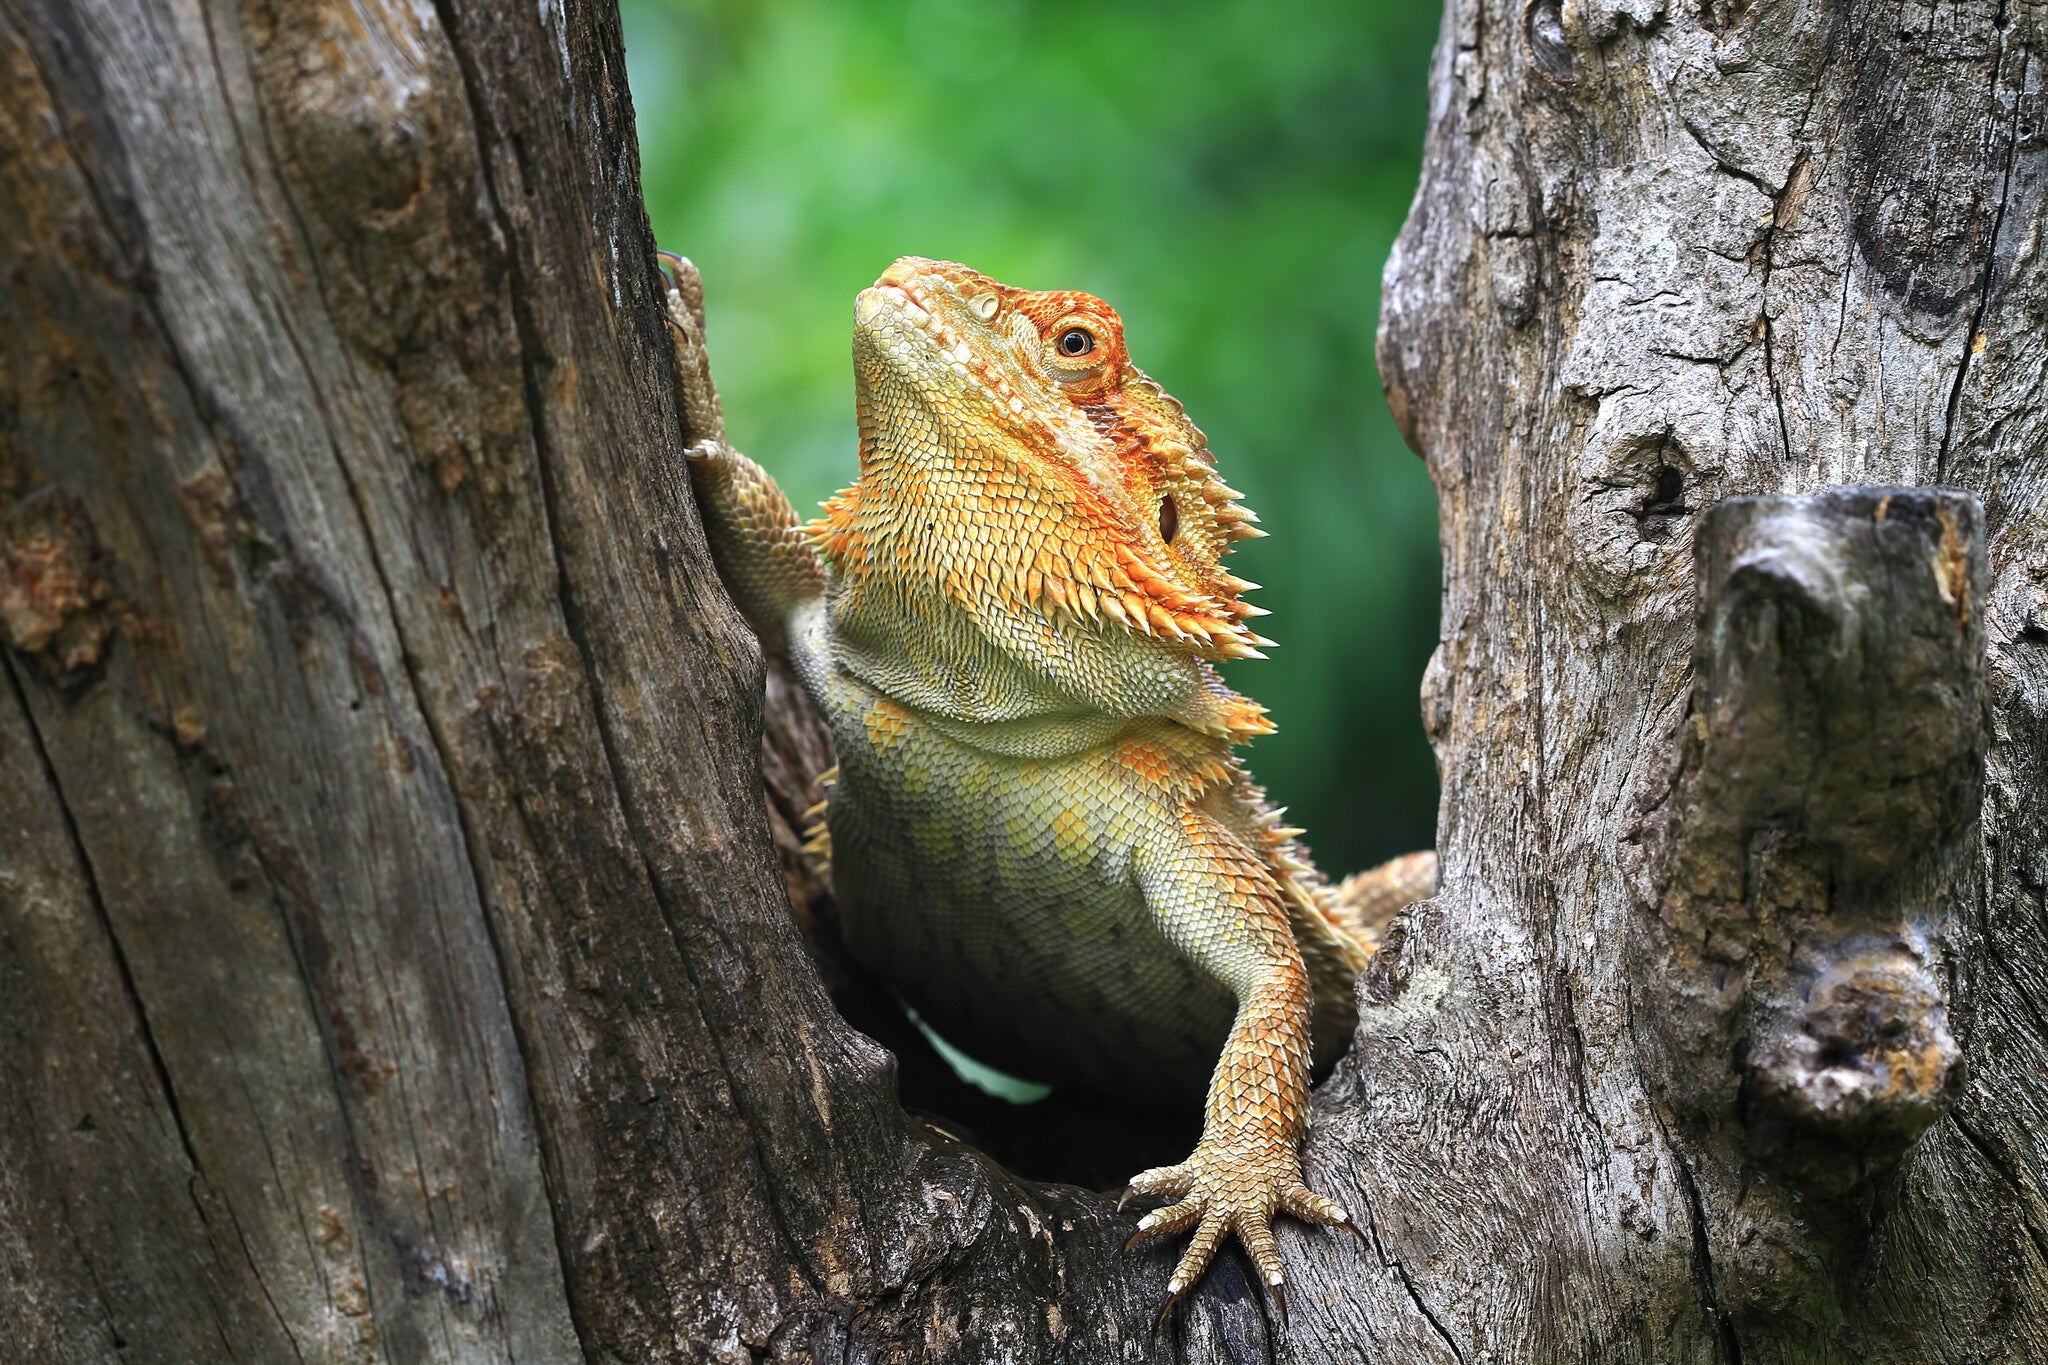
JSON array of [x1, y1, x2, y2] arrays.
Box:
[[624, 0, 1443, 873]]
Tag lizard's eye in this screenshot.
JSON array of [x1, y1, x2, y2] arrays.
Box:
[[1159, 495, 1180, 545], [1057, 327, 1095, 357]]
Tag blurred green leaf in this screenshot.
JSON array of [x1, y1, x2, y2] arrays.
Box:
[[626, 0, 1442, 871]]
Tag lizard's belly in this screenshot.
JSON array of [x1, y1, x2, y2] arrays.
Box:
[[822, 689, 1235, 1104]]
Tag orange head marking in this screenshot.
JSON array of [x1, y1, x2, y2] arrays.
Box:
[[826, 256, 1273, 662]]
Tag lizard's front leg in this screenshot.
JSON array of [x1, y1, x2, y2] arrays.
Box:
[[657, 252, 826, 651], [1125, 802, 1357, 1322]]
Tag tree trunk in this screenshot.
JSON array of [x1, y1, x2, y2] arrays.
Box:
[[0, 3, 2040, 1365], [1367, 0, 2047, 1360]]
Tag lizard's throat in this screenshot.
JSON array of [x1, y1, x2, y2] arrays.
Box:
[[814, 476, 1267, 682]]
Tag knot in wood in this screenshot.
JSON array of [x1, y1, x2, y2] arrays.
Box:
[[1639, 485, 1986, 1182]]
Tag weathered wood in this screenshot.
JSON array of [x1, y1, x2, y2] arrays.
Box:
[[0, 0, 1199, 1359], [1630, 488, 1988, 1351], [1354, 0, 2048, 1360], [2, 0, 2044, 1362]]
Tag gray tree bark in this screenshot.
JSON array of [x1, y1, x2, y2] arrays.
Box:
[[1364, 1, 2046, 1360], [0, 2, 2040, 1365]]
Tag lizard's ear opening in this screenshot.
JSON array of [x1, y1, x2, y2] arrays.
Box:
[[1060, 365, 1274, 661], [1025, 457, 1272, 660]]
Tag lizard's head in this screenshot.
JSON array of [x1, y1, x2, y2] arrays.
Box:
[[820, 256, 1273, 661]]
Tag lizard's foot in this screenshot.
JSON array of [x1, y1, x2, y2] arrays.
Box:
[[1122, 1139, 1357, 1325]]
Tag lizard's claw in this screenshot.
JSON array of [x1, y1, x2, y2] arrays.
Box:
[[1121, 1145, 1352, 1326], [654, 249, 727, 448], [654, 251, 702, 322], [1278, 1182, 1357, 1232], [1150, 1285, 1188, 1339]]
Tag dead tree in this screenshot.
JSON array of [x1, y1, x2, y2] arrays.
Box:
[[0, 0, 2041, 1361]]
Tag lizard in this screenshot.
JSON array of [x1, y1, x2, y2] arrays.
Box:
[[658, 251, 1436, 1322]]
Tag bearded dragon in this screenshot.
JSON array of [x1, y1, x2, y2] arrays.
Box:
[[660, 252, 1435, 1321]]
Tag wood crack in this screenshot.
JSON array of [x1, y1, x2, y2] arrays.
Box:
[[1949, 1113, 2048, 1272], [1, 655, 203, 1177], [1938, 20, 2024, 482], [1362, 1194, 1464, 1363], [1679, 69, 1827, 468], [2, 651, 303, 1362], [1651, 1105, 1744, 1365]]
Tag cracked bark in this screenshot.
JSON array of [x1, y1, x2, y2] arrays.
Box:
[[1, 1, 2044, 1364], [1366, 2, 2047, 1362]]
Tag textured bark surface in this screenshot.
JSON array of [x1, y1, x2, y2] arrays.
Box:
[[0, 0, 1132, 1359], [0, 1, 2042, 1364], [1360, 1, 2048, 1360]]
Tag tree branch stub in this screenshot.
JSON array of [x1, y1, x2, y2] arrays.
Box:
[[1640, 486, 1986, 1189]]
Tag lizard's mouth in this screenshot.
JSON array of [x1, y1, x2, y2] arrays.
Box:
[[852, 270, 1075, 464], [854, 275, 1014, 394], [857, 258, 980, 343]]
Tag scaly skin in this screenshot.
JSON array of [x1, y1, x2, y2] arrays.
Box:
[[659, 252, 1436, 1320]]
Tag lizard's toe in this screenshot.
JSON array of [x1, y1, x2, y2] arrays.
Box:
[[654, 251, 729, 448], [1125, 1161, 1193, 1200], [654, 251, 702, 306], [1122, 1196, 1203, 1252], [1147, 1219, 1285, 1334], [1279, 1183, 1353, 1229], [1236, 1210, 1285, 1293], [1162, 1206, 1231, 1299]]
